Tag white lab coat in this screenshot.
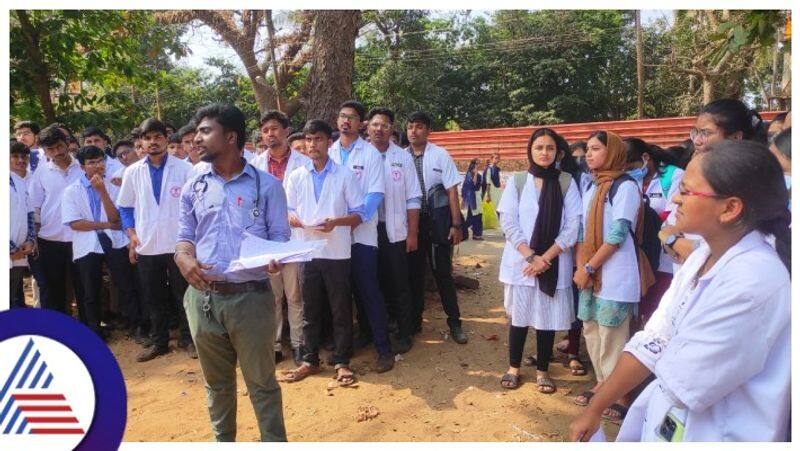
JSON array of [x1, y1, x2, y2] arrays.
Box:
[[379, 142, 422, 243], [329, 137, 385, 247], [663, 209, 705, 274], [28, 158, 84, 242], [497, 174, 582, 288], [10, 173, 32, 268], [581, 179, 641, 303], [406, 141, 462, 193], [639, 168, 684, 274], [116, 155, 193, 256], [618, 231, 790, 441], [284, 161, 364, 260], [62, 178, 128, 261]]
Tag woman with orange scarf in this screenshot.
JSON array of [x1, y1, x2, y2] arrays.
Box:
[[572, 131, 655, 422]]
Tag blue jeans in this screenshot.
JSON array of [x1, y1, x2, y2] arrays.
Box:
[[351, 243, 392, 357]]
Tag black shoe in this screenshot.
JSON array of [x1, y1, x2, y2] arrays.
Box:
[[292, 348, 303, 367], [275, 350, 284, 363], [393, 336, 413, 354], [132, 327, 149, 345], [450, 326, 468, 345], [136, 346, 169, 362], [375, 354, 395, 373], [186, 343, 198, 359]]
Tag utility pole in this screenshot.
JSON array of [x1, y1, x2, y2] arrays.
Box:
[[636, 10, 645, 119]]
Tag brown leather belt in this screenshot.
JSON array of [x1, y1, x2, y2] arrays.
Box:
[[208, 280, 270, 295]]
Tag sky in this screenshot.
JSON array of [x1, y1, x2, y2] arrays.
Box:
[[173, 10, 674, 74]]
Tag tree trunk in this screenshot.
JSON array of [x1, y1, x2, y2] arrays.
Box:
[[266, 11, 283, 111], [305, 10, 361, 125], [635, 10, 645, 119], [16, 11, 56, 123]]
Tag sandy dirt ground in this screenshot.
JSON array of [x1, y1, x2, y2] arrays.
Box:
[[115, 228, 620, 442]]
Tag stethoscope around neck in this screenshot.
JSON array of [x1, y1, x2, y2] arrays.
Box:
[[191, 162, 261, 218]]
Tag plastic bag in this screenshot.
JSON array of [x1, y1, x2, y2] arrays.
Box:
[[482, 200, 498, 230]]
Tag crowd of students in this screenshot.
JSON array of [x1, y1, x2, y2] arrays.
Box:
[[7, 97, 792, 442]]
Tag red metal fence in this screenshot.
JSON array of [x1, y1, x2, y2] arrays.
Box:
[[430, 111, 783, 162]]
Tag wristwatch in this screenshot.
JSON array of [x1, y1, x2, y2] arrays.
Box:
[[525, 254, 535, 263], [583, 263, 595, 275]]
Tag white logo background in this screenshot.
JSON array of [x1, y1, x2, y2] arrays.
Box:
[[0, 335, 96, 450]]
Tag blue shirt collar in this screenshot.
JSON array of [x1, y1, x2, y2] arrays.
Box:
[[80, 174, 94, 188], [306, 157, 334, 175], [207, 159, 254, 182], [339, 137, 359, 153], [146, 153, 168, 169]]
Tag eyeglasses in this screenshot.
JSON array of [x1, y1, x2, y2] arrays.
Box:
[[338, 113, 360, 122], [369, 123, 392, 130], [678, 188, 725, 199], [689, 128, 717, 142]]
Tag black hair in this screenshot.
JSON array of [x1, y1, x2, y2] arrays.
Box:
[[587, 130, 608, 146], [624, 137, 681, 175], [260, 110, 290, 129], [81, 126, 109, 142], [37, 125, 67, 147], [391, 130, 400, 142], [168, 133, 182, 144], [367, 107, 395, 124], [192, 103, 247, 150], [10, 140, 30, 156], [526, 128, 563, 169], [287, 132, 305, 146], [339, 100, 366, 121], [14, 121, 40, 135], [164, 122, 176, 133], [699, 98, 767, 143], [177, 124, 196, 140], [331, 130, 340, 142], [407, 111, 433, 129], [569, 140, 587, 153], [303, 119, 333, 139], [398, 131, 410, 147], [112, 140, 135, 154], [49, 122, 73, 137], [701, 140, 791, 272], [66, 136, 79, 146], [130, 127, 142, 140], [772, 127, 791, 160], [467, 157, 479, 173], [558, 140, 580, 177], [138, 118, 168, 137], [76, 145, 105, 165]]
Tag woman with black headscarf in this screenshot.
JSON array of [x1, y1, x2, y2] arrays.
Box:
[[496, 128, 582, 393]]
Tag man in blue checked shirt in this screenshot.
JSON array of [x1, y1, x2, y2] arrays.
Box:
[[174, 103, 288, 442]]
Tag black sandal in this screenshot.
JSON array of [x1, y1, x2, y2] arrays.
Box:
[[500, 372, 521, 389], [536, 376, 556, 394]]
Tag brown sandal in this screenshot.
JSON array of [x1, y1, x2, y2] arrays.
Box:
[[278, 363, 320, 383], [334, 364, 357, 386]]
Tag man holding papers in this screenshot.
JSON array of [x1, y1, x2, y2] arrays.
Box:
[[280, 119, 364, 387], [175, 103, 289, 442]]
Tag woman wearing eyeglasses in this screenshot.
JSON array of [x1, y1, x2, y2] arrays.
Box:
[[570, 140, 791, 442], [659, 99, 767, 272]]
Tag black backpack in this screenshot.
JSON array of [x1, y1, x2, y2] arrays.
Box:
[[608, 174, 662, 273]]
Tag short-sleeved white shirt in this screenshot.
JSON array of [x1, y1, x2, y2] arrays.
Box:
[[582, 179, 642, 303], [27, 158, 84, 242], [407, 142, 461, 194], [62, 178, 128, 261]]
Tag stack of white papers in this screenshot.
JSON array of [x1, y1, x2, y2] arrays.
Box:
[[224, 233, 326, 274]]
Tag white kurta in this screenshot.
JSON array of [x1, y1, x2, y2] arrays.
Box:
[[496, 174, 581, 330], [581, 180, 642, 303], [618, 231, 790, 442]]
